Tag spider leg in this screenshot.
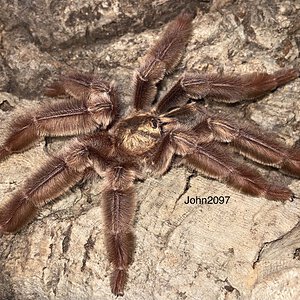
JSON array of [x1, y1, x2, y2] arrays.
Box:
[[200, 115, 300, 177], [156, 68, 299, 113], [160, 102, 208, 130], [162, 103, 300, 177], [102, 164, 137, 296], [0, 132, 112, 233], [44, 73, 113, 100], [148, 103, 209, 175], [0, 78, 117, 162], [133, 11, 193, 110], [169, 129, 294, 201], [147, 132, 176, 175]]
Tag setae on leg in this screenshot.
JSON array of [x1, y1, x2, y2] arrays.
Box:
[[156, 68, 299, 113], [102, 164, 137, 296], [0, 139, 95, 233], [195, 116, 300, 177], [0, 74, 117, 162], [133, 11, 193, 110], [170, 130, 294, 201]]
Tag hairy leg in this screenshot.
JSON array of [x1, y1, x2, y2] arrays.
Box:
[[146, 103, 208, 175], [156, 68, 299, 113], [0, 76, 117, 162], [146, 133, 176, 175], [44, 73, 114, 100], [0, 132, 113, 232], [195, 115, 300, 177], [169, 129, 294, 201], [161, 103, 300, 177], [160, 102, 208, 129], [102, 164, 137, 296], [133, 11, 193, 110]]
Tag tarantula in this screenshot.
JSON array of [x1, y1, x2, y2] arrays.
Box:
[[0, 11, 299, 296]]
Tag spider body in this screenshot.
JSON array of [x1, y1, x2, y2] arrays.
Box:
[[114, 113, 163, 155], [0, 11, 299, 296]]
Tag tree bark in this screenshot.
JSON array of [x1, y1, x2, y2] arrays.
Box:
[[0, 0, 300, 299]]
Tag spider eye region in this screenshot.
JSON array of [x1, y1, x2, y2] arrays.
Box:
[[116, 115, 161, 155], [151, 118, 158, 128]]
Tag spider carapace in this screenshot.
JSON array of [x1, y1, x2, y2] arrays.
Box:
[[0, 11, 299, 296]]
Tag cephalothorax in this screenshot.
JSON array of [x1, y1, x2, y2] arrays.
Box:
[[0, 11, 299, 296], [115, 113, 164, 154]]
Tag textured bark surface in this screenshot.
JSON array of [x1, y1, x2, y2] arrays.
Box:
[[0, 0, 300, 299]]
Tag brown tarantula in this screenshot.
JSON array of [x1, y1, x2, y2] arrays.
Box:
[[0, 12, 299, 296]]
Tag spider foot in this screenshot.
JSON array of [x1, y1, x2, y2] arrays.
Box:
[[0, 147, 10, 162], [0, 225, 12, 235], [111, 269, 127, 297], [264, 185, 294, 202], [290, 193, 299, 202], [0, 193, 38, 233]]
